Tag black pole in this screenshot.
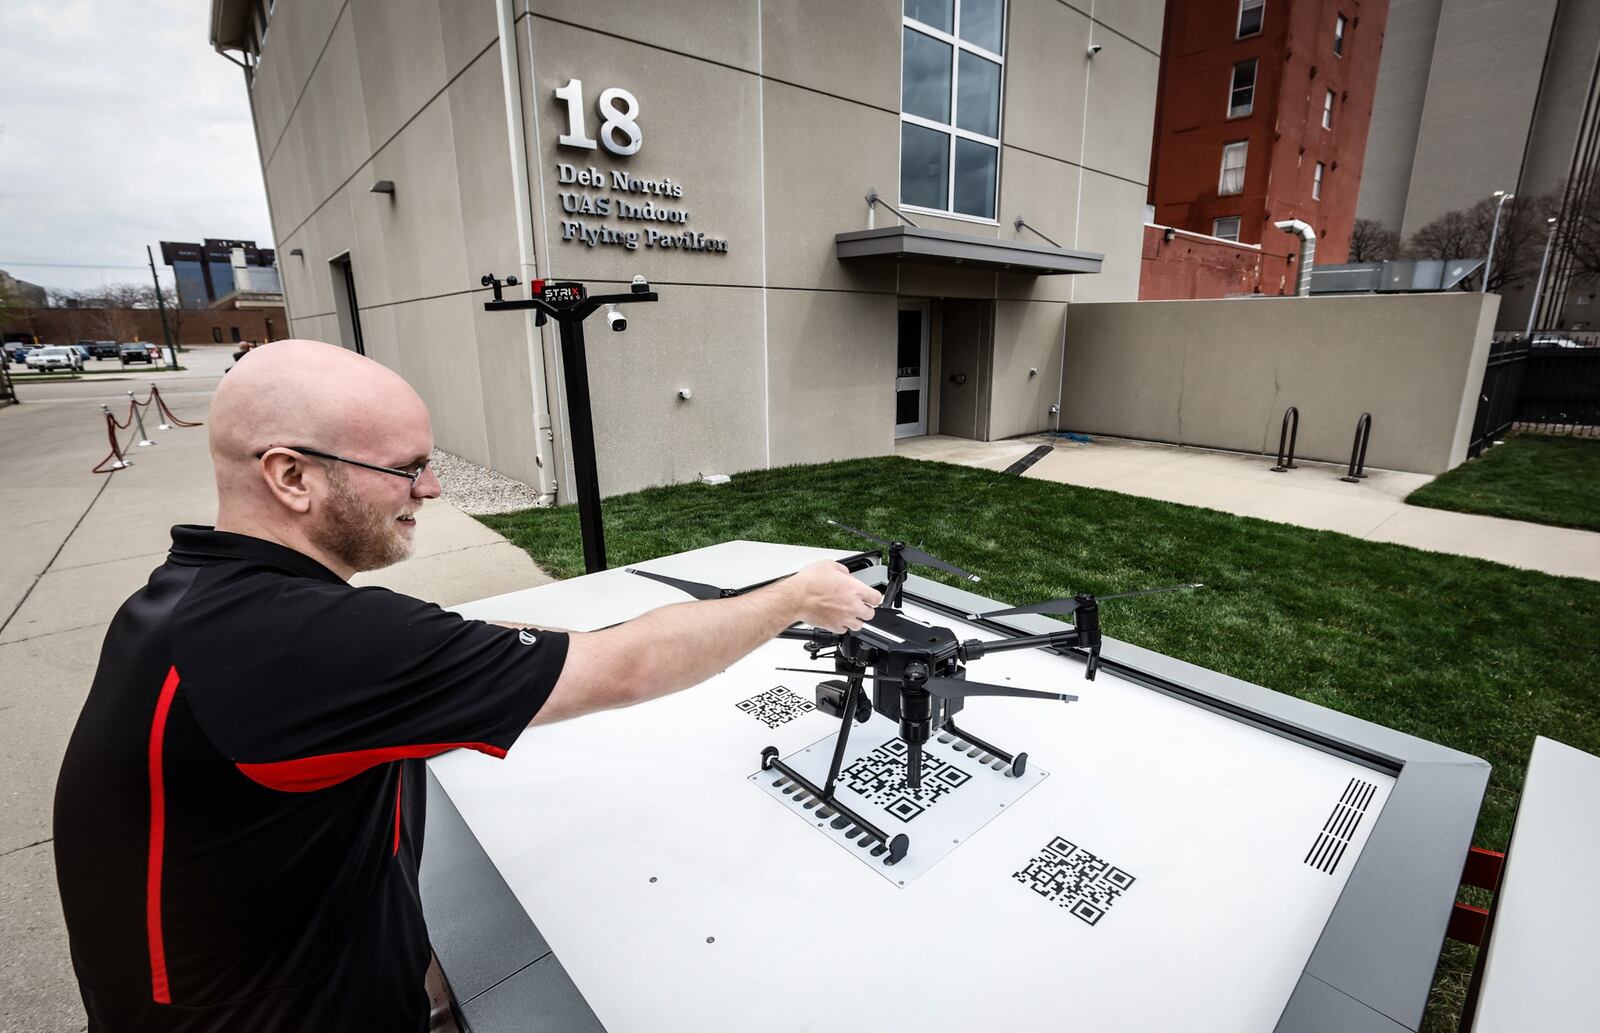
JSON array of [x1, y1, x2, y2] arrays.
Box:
[[554, 312, 607, 572], [146, 246, 177, 368]]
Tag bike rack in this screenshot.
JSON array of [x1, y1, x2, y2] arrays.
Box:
[[1339, 412, 1372, 483], [1270, 406, 1299, 472]]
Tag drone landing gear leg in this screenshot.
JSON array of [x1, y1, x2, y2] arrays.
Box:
[[942, 718, 1028, 778], [761, 739, 909, 866]]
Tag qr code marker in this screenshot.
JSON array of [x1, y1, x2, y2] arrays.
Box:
[[840, 738, 971, 823], [1013, 835, 1135, 926], [735, 686, 815, 729]]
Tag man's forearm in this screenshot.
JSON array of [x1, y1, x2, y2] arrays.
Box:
[[600, 583, 802, 705]]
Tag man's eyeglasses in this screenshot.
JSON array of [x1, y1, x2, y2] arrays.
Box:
[[257, 446, 431, 490]]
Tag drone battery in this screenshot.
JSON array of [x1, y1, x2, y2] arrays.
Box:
[[815, 680, 849, 719]]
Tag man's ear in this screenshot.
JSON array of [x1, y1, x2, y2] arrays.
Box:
[[259, 452, 315, 514]]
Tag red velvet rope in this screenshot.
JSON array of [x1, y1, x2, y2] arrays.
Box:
[[91, 412, 132, 474]]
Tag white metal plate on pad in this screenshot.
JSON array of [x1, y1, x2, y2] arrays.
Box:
[[753, 719, 1049, 885], [433, 541, 1396, 1032]]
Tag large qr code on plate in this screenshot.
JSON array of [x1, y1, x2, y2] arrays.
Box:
[[1013, 836, 1136, 926], [840, 737, 971, 823], [734, 686, 815, 729]]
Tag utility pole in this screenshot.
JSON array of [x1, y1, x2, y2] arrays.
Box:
[[146, 245, 178, 369]]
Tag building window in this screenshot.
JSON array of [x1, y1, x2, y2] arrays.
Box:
[[1213, 216, 1242, 241], [900, 0, 1005, 221], [1219, 140, 1248, 196], [230, 326, 242, 343], [1313, 162, 1325, 200], [1237, 0, 1264, 38], [211, 326, 223, 343], [1229, 60, 1258, 118], [1334, 14, 1346, 56], [1322, 89, 1335, 129]]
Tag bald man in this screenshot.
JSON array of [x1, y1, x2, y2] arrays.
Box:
[[54, 340, 879, 1032]]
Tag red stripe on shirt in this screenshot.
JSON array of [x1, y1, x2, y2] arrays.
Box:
[[147, 665, 180, 1005], [392, 766, 403, 856], [235, 742, 507, 793]]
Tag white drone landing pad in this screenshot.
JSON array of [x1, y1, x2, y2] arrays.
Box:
[[435, 541, 1397, 1033], [753, 719, 1049, 885]]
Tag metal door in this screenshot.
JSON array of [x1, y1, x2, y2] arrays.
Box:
[[895, 302, 930, 438]]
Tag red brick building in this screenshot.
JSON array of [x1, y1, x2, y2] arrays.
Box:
[[2, 306, 287, 348], [1144, 0, 1388, 297]]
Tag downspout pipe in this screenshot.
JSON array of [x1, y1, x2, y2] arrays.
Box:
[[496, 0, 558, 505], [1274, 219, 1316, 296]]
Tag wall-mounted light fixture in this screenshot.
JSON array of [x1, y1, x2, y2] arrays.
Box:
[[370, 180, 396, 195], [1163, 227, 1176, 243], [288, 248, 304, 257]]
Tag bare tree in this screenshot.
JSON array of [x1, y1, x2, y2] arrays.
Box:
[[1404, 193, 1559, 291], [1348, 219, 1401, 262]]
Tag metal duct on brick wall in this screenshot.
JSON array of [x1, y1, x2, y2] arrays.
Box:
[[1275, 220, 1316, 297]]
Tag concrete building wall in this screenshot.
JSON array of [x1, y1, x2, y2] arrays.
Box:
[[1356, 0, 1600, 238], [1397, 0, 1560, 238], [1058, 292, 1499, 474], [230, 0, 1164, 499]]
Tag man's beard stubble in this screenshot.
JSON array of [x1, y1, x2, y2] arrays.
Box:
[[309, 467, 414, 573]]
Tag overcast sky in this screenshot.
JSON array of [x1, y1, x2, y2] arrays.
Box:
[[0, 0, 273, 294]]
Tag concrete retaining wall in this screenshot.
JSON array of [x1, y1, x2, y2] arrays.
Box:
[[1058, 292, 1500, 475]]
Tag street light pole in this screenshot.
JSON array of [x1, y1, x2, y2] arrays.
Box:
[[1482, 190, 1512, 292], [146, 245, 177, 369], [1525, 217, 1558, 337]]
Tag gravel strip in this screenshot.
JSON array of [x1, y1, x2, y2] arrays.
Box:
[[431, 449, 548, 515]]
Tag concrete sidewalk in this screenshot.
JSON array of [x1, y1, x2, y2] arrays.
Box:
[[897, 434, 1600, 582], [0, 358, 552, 1031]]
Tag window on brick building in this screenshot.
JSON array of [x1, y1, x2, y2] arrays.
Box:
[[1229, 60, 1258, 118], [1334, 14, 1346, 56], [1213, 216, 1242, 241], [1219, 141, 1248, 196], [1313, 162, 1325, 200], [1322, 89, 1335, 129], [211, 327, 223, 343], [1237, 0, 1264, 38], [230, 326, 242, 343]]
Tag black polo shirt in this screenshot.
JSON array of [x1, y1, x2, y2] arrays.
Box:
[[54, 526, 568, 1032]]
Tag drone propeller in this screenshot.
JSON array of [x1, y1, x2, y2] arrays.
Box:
[[826, 520, 981, 583], [625, 568, 729, 600], [772, 667, 1076, 703], [967, 582, 1203, 621]]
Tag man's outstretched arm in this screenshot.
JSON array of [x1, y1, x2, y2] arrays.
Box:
[[531, 561, 880, 726]]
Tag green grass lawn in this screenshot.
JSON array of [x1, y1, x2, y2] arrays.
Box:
[[1406, 433, 1600, 532], [480, 455, 1600, 1031]]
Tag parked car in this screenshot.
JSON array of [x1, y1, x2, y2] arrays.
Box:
[[71, 343, 94, 362], [27, 346, 84, 371], [119, 342, 154, 365], [87, 340, 120, 359], [1531, 335, 1585, 350], [2, 343, 28, 363]]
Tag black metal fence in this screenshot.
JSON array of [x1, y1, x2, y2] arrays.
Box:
[[1470, 333, 1600, 456]]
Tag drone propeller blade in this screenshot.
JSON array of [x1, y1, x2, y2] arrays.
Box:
[[924, 676, 1077, 703], [826, 520, 980, 583], [898, 546, 982, 584], [826, 519, 892, 548], [624, 568, 725, 601], [772, 668, 1074, 704], [968, 583, 1203, 620]]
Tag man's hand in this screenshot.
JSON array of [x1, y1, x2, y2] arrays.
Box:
[[781, 560, 882, 633]]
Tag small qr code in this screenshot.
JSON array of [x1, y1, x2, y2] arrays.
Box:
[[734, 686, 815, 729], [1013, 835, 1136, 926], [840, 738, 971, 823]]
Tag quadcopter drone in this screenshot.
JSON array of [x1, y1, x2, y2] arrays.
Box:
[[628, 521, 1199, 865]]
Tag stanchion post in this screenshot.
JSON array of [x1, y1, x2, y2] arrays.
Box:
[[128, 390, 157, 447], [100, 405, 130, 469]]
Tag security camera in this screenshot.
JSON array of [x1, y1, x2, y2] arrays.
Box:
[[607, 305, 627, 332], [631, 274, 649, 294], [1087, 42, 1103, 56]]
